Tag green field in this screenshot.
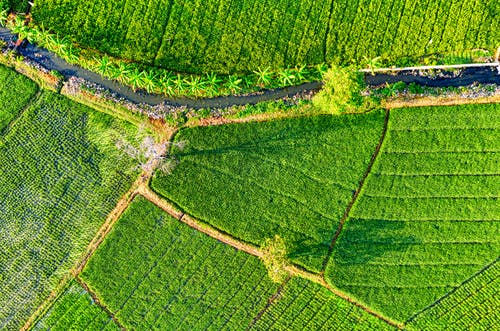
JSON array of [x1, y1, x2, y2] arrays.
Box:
[[151, 111, 386, 271], [0, 65, 38, 132], [406, 260, 499, 330], [81, 196, 279, 330], [251, 277, 394, 330], [32, 0, 497, 74], [0, 66, 139, 330], [325, 104, 500, 322], [33, 280, 119, 331]]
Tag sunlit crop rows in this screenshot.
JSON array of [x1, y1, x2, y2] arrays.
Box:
[[33, 281, 119, 331], [32, 0, 497, 73], [0, 89, 138, 330], [81, 197, 279, 330], [151, 111, 385, 271], [407, 260, 499, 331], [326, 104, 500, 322]]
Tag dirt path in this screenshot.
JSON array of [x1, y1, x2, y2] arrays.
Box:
[[321, 109, 390, 274]]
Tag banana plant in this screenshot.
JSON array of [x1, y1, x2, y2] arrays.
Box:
[[279, 68, 296, 86], [226, 75, 242, 94], [253, 67, 272, 86], [142, 70, 158, 93], [174, 73, 186, 93], [0, 9, 8, 27], [294, 65, 308, 82], [205, 73, 222, 96], [159, 71, 175, 96], [127, 68, 146, 92]]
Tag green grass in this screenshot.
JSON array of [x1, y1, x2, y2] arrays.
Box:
[[325, 104, 500, 322], [0, 91, 139, 330], [0, 65, 38, 133], [80, 196, 279, 330], [406, 260, 499, 331], [33, 280, 119, 331], [151, 111, 386, 271], [251, 277, 395, 330], [32, 0, 497, 74]]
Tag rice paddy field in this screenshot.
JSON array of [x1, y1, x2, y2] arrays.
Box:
[[0, 65, 139, 330], [32, 0, 498, 74], [1, 60, 499, 329]]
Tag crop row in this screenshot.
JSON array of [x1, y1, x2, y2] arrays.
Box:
[[326, 104, 500, 322], [32, 0, 498, 74], [0, 65, 37, 132], [251, 277, 394, 330], [81, 197, 278, 330], [33, 281, 119, 331], [0, 90, 138, 330], [151, 110, 386, 272], [406, 260, 499, 330]]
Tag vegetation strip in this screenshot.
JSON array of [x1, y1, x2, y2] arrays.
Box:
[[75, 276, 126, 331], [321, 109, 390, 273]]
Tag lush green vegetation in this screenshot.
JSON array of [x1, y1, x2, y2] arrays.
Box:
[[0, 65, 38, 132], [151, 111, 385, 271], [325, 104, 500, 322], [0, 87, 138, 330], [406, 260, 499, 330], [251, 277, 394, 330], [32, 0, 497, 74], [0, 0, 28, 13], [33, 280, 119, 331], [81, 197, 279, 330]]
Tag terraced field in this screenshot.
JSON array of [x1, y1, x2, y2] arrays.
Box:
[[325, 104, 500, 322], [151, 111, 386, 271], [80, 197, 279, 330], [0, 65, 139, 330], [32, 0, 497, 73], [33, 281, 119, 331]]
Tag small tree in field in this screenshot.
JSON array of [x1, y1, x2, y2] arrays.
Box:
[[313, 65, 378, 114], [262, 235, 289, 283]]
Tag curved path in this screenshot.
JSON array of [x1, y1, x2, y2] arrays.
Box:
[[1, 27, 499, 109]]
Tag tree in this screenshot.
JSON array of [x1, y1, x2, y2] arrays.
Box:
[[312, 65, 378, 114], [261, 235, 289, 283]]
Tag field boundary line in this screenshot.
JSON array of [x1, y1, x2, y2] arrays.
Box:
[[1, 89, 41, 137], [75, 276, 126, 330], [246, 275, 292, 330], [405, 257, 499, 324], [21, 175, 144, 331], [320, 108, 390, 273], [137, 185, 264, 258]]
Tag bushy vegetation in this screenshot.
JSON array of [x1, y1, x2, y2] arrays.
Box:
[[0, 89, 139, 330], [0, 64, 37, 132], [32, 0, 497, 74], [406, 260, 499, 330], [151, 112, 386, 271], [313, 66, 378, 114], [325, 104, 500, 322], [33, 281, 119, 331], [251, 277, 394, 330], [81, 197, 279, 330], [0, 0, 28, 13]]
